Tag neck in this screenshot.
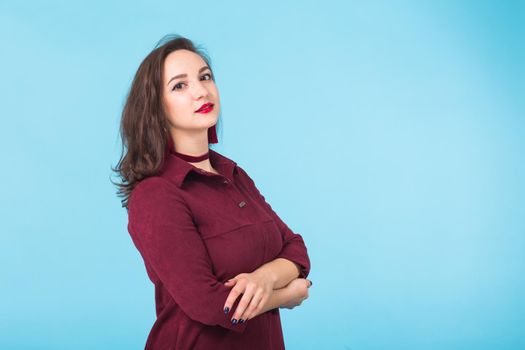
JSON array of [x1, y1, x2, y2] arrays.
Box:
[[173, 149, 216, 173], [168, 131, 217, 172], [169, 129, 209, 156], [192, 159, 216, 173]]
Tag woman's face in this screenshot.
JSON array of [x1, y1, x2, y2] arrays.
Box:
[[162, 49, 220, 137]]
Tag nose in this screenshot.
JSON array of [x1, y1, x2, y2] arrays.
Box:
[[191, 80, 209, 99]]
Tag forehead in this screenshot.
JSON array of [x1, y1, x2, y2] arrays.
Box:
[[163, 49, 206, 76]]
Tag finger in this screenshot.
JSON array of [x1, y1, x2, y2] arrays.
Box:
[[231, 285, 256, 322], [224, 279, 236, 287], [223, 285, 244, 314], [246, 290, 267, 321], [241, 288, 264, 321]]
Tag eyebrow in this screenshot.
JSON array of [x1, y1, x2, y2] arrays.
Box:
[[167, 66, 211, 86]]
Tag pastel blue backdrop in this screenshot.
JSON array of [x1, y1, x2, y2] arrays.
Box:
[[1, 1, 523, 349]]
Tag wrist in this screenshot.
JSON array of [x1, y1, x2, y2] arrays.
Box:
[[252, 287, 285, 318], [255, 264, 278, 286]]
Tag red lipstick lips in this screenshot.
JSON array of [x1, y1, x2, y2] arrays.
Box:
[[195, 103, 214, 113]]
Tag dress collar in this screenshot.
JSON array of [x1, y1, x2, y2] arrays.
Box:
[[159, 148, 238, 188]]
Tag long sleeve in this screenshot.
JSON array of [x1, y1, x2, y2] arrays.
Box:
[[238, 167, 311, 279], [127, 177, 248, 333]]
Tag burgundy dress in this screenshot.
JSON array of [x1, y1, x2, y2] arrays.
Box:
[[126, 148, 311, 349]]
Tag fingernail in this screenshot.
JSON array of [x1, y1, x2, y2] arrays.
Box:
[[239, 319, 245, 324], [224, 307, 230, 314], [231, 318, 238, 325]]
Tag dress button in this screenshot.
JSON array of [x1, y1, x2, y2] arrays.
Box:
[[238, 201, 246, 208], [223, 179, 229, 184]]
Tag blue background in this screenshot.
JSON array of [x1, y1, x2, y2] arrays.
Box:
[[1, 1, 524, 349]]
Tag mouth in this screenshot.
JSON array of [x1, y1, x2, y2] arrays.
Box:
[[195, 103, 214, 113]]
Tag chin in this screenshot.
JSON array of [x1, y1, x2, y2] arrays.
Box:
[[201, 114, 218, 128], [210, 111, 220, 123]]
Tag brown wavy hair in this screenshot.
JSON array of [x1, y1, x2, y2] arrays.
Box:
[[111, 34, 221, 209]]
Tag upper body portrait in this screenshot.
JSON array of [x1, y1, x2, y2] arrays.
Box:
[[113, 34, 312, 350]]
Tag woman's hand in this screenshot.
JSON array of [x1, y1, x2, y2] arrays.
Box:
[[223, 270, 276, 323], [280, 278, 311, 309]]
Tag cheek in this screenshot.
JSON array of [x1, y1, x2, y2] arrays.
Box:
[[166, 95, 193, 113], [211, 85, 220, 99], [164, 96, 194, 124], [209, 87, 220, 108]]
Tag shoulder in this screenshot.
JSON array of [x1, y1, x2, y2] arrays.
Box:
[[127, 176, 192, 232], [128, 176, 185, 216], [235, 164, 255, 184], [130, 176, 173, 199], [211, 149, 255, 182]]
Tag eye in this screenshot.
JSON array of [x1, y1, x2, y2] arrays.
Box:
[[201, 73, 213, 81], [172, 82, 186, 91]]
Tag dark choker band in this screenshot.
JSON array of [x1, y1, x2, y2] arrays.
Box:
[[172, 150, 210, 162]]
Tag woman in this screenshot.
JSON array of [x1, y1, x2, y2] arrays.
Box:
[[113, 34, 312, 350]]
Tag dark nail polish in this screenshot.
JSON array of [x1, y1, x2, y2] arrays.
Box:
[[231, 318, 238, 325], [239, 319, 245, 324], [224, 307, 230, 314]]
